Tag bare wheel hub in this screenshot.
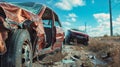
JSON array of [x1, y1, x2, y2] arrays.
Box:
[[22, 40, 31, 67]]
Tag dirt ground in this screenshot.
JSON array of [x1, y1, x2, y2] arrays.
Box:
[[33, 36, 120, 67], [0, 36, 119, 67], [88, 37, 120, 67]]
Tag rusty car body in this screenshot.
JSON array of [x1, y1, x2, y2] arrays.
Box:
[[65, 29, 89, 45], [0, 2, 64, 67]]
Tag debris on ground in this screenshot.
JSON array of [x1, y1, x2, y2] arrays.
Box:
[[33, 37, 120, 67]]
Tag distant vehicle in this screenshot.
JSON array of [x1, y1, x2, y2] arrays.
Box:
[[0, 2, 64, 67], [65, 29, 89, 45]]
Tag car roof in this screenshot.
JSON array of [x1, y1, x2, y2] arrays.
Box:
[[70, 29, 85, 33], [11, 2, 60, 21], [10, 2, 44, 15], [0, 2, 61, 25]]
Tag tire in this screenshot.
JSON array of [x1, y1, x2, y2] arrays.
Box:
[[1, 29, 32, 67]]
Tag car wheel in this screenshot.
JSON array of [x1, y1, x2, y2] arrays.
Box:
[[1, 29, 32, 67]]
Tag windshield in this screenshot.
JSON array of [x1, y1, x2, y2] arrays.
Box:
[[11, 2, 43, 14], [1, 0, 40, 2], [0, 0, 44, 15]]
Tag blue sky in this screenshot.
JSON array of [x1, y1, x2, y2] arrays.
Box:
[[2, 0, 120, 37]]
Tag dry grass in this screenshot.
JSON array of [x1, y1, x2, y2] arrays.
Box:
[[87, 37, 120, 67], [41, 52, 68, 64]]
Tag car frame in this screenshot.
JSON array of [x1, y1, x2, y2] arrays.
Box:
[[65, 29, 89, 45], [0, 2, 64, 67]]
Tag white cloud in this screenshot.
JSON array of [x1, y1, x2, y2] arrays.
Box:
[[55, 0, 71, 10], [93, 13, 110, 28], [89, 13, 111, 36], [71, 18, 76, 22], [63, 22, 71, 26], [78, 26, 86, 31], [63, 13, 120, 37], [116, 16, 120, 22], [87, 13, 120, 37], [114, 15, 120, 26], [77, 25, 109, 37], [92, 0, 95, 4], [113, 15, 120, 35], [114, 27, 120, 35], [66, 13, 77, 22], [55, 0, 85, 10], [88, 27, 110, 37], [78, 26, 92, 32], [93, 13, 110, 22], [68, 13, 77, 18]]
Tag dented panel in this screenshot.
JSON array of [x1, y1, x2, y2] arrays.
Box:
[[0, 2, 64, 57], [0, 16, 7, 55], [0, 2, 45, 55]]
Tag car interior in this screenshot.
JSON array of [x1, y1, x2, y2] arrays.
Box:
[[42, 8, 55, 48]]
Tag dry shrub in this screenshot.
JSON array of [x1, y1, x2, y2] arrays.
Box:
[[41, 52, 68, 63], [88, 37, 120, 67], [88, 38, 111, 53], [73, 45, 84, 51], [108, 44, 120, 67]]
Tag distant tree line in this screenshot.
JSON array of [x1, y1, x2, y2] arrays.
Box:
[[103, 33, 120, 37]]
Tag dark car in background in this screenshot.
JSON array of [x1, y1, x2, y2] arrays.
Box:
[[65, 29, 89, 45]]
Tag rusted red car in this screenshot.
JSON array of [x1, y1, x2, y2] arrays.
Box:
[[0, 2, 64, 67], [65, 29, 89, 45]]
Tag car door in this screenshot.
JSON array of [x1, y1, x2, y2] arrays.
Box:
[[52, 14, 64, 49]]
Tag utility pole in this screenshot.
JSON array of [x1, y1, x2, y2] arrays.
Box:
[[109, 0, 113, 36], [85, 22, 87, 33]]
